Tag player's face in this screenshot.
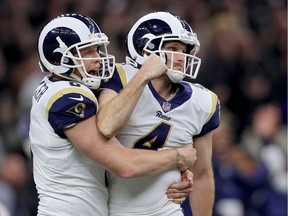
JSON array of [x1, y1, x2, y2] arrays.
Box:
[[161, 42, 187, 72], [75, 45, 101, 76]]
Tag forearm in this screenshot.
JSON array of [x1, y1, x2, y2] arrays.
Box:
[[98, 54, 168, 138], [97, 73, 148, 138], [96, 140, 179, 178], [87, 137, 195, 179], [190, 168, 215, 216], [67, 116, 180, 179], [104, 145, 195, 178], [68, 116, 194, 180]]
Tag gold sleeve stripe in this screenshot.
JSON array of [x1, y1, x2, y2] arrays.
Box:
[[45, 87, 97, 119], [205, 91, 218, 123], [116, 63, 127, 87]]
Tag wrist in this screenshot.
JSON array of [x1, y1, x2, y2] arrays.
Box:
[[136, 71, 150, 83], [174, 148, 187, 171], [174, 148, 180, 164]]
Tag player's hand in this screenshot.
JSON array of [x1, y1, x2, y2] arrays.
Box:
[[176, 145, 196, 171], [166, 169, 193, 204], [139, 53, 168, 80]]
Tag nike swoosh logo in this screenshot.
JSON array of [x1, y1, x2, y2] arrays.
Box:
[[68, 95, 84, 101]]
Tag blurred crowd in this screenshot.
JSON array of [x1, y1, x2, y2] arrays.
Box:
[[0, 0, 286, 216]]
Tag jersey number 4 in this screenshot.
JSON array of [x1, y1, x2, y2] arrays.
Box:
[[133, 121, 172, 151]]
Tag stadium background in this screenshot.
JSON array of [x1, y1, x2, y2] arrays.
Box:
[[0, 0, 286, 215]]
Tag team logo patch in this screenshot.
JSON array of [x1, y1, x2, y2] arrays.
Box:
[[66, 102, 86, 118], [162, 102, 171, 112]]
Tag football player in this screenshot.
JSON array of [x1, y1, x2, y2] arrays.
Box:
[[97, 11, 220, 216]]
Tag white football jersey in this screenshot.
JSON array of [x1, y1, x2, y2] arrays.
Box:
[[101, 64, 220, 216], [29, 75, 109, 216]]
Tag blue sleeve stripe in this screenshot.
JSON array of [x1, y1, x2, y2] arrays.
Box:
[[45, 87, 97, 119]]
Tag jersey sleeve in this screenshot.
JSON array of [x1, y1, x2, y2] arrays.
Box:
[[195, 91, 221, 137], [100, 64, 126, 93], [46, 87, 98, 138]]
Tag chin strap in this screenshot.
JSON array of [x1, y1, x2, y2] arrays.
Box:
[[82, 77, 101, 90], [166, 70, 185, 83]]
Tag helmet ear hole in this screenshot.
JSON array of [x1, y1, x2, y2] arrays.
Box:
[[147, 38, 161, 51], [50, 52, 62, 66]]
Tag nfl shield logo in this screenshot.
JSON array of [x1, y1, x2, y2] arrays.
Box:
[[162, 102, 171, 112]]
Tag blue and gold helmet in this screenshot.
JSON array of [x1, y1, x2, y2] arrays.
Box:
[[38, 13, 115, 89], [125, 11, 201, 82]]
